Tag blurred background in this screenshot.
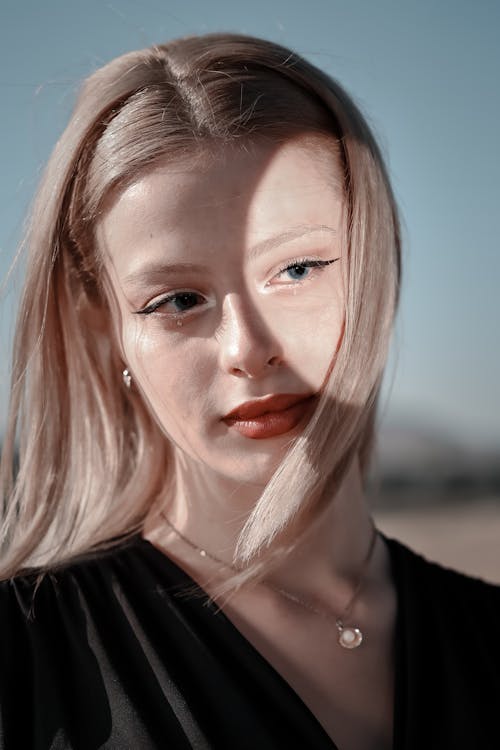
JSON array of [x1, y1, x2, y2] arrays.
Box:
[[1, 1, 498, 581]]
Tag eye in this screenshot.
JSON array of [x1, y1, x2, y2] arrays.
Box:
[[282, 263, 316, 281], [134, 291, 205, 316], [269, 257, 339, 285]]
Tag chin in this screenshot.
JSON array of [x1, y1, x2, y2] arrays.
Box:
[[215, 451, 288, 487]]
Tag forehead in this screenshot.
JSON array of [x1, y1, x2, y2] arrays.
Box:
[[97, 134, 344, 271]]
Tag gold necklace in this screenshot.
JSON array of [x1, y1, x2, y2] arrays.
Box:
[[160, 510, 379, 650]]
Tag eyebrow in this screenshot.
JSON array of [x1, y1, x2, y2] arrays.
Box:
[[122, 224, 337, 287], [123, 261, 207, 288], [246, 224, 337, 260]]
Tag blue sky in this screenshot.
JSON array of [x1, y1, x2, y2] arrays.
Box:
[[1, 0, 499, 449]]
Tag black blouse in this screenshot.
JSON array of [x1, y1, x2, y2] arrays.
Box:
[[1, 532, 499, 749]]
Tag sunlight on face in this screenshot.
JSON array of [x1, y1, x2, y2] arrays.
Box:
[[97, 134, 345, 484]]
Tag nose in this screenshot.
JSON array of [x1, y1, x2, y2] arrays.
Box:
[[217, 294, 284, 379]]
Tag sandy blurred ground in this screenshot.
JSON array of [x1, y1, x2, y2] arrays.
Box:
[[373, 496, 500, 585]]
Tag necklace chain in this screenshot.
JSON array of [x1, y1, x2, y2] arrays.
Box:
[[160, 510, 379, 650]]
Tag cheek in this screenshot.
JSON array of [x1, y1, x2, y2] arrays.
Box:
[[122, 324, 212, 425], [267, 294, 344, 380]]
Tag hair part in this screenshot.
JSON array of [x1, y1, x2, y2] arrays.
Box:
[[0, 32, 401, 601]]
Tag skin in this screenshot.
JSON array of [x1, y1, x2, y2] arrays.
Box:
[[97, 134, 387, 605]]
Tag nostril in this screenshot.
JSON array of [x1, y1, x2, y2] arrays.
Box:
[[267, 356, 283, 367]]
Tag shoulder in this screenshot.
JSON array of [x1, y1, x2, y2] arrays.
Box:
[[383, 531, 500, 592], [380, 535, 500, 747], [383, 532, 500, 622], [0, 534, 173, 712], [0, 533, 144, 621], [0, 533, 202, 635], [0, 536, 215, 748]]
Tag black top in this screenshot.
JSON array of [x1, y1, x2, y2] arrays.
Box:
[[1, 532, 499, 749]]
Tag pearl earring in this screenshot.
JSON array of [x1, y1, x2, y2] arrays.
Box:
[[122, 369, 132, 388]]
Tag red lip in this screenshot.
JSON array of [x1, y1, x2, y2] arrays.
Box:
[[222, 393, 314, 421]]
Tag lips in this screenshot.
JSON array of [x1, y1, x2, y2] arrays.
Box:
[[222, 393, 314, 421], [221, 393, 317, 439]]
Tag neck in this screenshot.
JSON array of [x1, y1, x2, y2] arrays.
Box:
[[143, 450, 381, 612]]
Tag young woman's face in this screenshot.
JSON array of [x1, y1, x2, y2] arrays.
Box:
[[98, 134, 345, 485]]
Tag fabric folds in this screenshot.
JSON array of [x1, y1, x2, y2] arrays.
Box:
[[1, 532, 499, 749]]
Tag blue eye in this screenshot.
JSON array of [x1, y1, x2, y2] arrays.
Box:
[[135, 291, 203, 316], [275, 257, 339, 283], [284, 264, 314, 280]]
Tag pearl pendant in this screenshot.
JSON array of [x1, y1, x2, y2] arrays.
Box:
[[337, 625, 363, 649]]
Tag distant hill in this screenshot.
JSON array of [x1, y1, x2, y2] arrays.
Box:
[[369, 419, 500, 508]]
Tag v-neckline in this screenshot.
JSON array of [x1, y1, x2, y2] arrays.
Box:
[[133, 531, 407, 750]]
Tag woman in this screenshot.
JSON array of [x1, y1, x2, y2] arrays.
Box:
[[1, 32, 499, 750]]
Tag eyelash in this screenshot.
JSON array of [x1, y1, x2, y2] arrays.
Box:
[[272, 256, 338, 283], [134, 256, 340, 317]]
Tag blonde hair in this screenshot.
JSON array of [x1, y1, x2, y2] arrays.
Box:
[[0, 32, 401, 597]]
